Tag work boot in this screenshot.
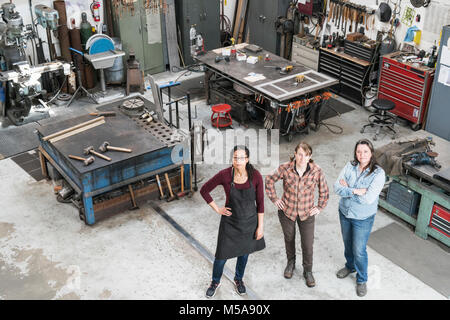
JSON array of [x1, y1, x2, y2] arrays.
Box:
[[303, 271, 316, 288], [356, 283, 367, 297], [284, 260, 295, 279], [336, 267, 355, 279]]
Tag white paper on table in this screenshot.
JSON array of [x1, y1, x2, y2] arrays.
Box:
[[437, 64, 450, 86], [244, 74, 266, 82], [440, 46, 450, 67]]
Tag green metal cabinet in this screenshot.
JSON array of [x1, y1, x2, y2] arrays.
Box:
[[112, 0, 165, 74]]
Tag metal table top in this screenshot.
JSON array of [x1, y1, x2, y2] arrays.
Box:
[[196, 43, 338, 102], [37, 111, 166, 175], [402, 131, 450, 192]]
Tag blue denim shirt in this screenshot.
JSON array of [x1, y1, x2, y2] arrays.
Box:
[[334, 162, 386, 220]]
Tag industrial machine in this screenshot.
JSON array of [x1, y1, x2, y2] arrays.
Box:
[[0, 2, 70, 125], [0, 60, 70, 125], [34, 4, 58, 61], [0, 3, 33, 68]]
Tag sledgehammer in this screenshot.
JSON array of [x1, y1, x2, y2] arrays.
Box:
[[177, 165, 186, 198], [164, 172, 177, 202]]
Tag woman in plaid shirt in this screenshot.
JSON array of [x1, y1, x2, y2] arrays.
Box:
[[265, 142, 329, 287]]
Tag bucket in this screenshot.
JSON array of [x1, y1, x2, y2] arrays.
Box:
[[105, 37, 124, 84]]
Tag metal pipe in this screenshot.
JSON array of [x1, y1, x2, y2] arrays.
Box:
[[187, 92, 192, 130]]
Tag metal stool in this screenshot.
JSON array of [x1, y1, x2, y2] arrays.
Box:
[[361, 99, 397, 140], [211, 103, 232, 128]]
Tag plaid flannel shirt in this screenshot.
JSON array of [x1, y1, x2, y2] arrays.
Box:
[[265, 161, 329, 221]]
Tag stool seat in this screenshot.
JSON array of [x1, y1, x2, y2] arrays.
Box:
[[211, 103, 232, 128], [212, 104, 231, 113], [372, 99, 395, 111]]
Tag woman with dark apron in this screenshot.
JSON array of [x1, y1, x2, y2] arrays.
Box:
[[200, 145, 265, 298]]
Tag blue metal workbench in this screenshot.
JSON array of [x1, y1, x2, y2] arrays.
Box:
[[36, 97, 190, 225]]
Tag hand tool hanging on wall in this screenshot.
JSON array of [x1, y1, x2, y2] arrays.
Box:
[[328, 0, 334, 23]]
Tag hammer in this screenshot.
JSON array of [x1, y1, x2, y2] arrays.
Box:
[[99, 141, 132, 153], [68, 154, 95, 166], [164, 172, 177, 202], [156, 174, 167, 200], [128, 184, 139, 210], [176, 165, 187, 198], [83, 146, 112, 161]]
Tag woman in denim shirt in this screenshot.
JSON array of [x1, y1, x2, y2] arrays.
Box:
[[333, 139, 385, 297]]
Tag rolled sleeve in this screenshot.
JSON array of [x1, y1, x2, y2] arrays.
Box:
[[334, 163, 354, 198]]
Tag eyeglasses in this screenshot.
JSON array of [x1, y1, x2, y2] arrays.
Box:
[[233, 156, 248, 161]]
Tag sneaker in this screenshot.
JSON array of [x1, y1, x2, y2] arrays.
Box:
[[205, 281, 220, 298], [284, 260, 295, 279], [303, 271, 316, 288], [356, 283, 367, 297], [234, 279, 247, 295], [336, 267, 355, 279]]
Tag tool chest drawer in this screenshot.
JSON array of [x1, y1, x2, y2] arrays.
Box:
[[318, 48, 371, 105], [344, 40, 377, 62], [378, 52, 435, 126]]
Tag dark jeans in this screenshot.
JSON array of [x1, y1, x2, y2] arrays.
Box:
[[278, 210, 315, 272], [339, 210, 375, 284], [212, 254, 249, 283]]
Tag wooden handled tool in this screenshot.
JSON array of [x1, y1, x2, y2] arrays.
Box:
[[164, 172, 177, 202], [68, 154, 95, 166], [328, 1, 334, 22], [99, 141, 132, 153], [89, 111, 116, 117], [156, 174, 166, 200], [128, 184, 139, 210], [83, 146, 112, 161], [187, 166, 194, 198], [177, 166, 186, 198]]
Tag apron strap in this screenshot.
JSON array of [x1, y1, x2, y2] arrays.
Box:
[[231, 167, 253, 189]]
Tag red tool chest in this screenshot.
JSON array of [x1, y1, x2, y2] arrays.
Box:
[[378, 52, 435, 129], [429, 204, 450, 238]]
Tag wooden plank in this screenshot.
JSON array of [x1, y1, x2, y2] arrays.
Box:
[[164, 0, 180, 69], [49, 119, 106, 143], [43, 116, 106, 141], [237, 0, 248, 44], [232, 0, 243, 41]]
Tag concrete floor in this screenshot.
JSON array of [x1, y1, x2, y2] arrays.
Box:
[[0, 70, 448, 300]]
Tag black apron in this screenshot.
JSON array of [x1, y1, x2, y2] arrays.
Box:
[[215, 170, 266, 260]]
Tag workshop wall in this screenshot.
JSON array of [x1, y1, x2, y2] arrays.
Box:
[[9, 0, 104, 63], [224, 0, 449, 53], [318, 0, 450, 52]]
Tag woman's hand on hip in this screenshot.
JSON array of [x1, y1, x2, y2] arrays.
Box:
[[274, 199, 286, 211], [217, 207, 232, 216], [309, 207, 320, 216], [255, 226, 264, 240]]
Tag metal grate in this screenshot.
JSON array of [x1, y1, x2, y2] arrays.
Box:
[[133, 119, 177, 147]]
